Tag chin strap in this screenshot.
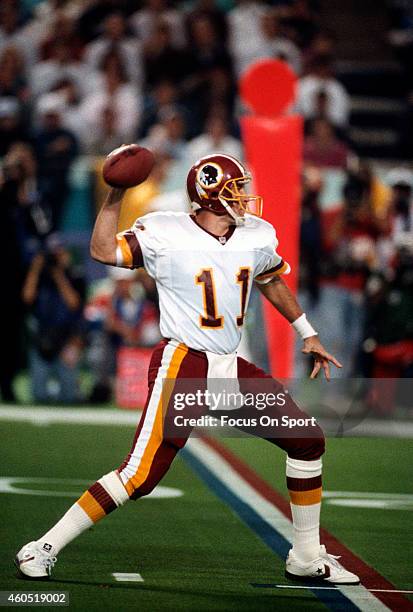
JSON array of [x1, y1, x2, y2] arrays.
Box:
[[218, 197, 245, 225], [191, 198, 245, 225]]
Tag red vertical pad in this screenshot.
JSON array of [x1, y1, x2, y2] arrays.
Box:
[[241, 114, 303, 378], [240, 59, 297, 118]]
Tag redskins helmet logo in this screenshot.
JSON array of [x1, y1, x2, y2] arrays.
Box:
[[196, 163, 223, 189]]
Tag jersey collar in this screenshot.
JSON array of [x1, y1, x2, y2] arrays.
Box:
[[189, 215, 236, 245]]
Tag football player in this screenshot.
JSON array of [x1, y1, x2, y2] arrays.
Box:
[[16, 154, 359, 584]]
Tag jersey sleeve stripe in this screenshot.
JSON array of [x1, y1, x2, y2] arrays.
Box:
[[116, 234, 133, 267], [116, 231, 144, 268], [254, 260, 290, 282], [125, 231, 144, 267]]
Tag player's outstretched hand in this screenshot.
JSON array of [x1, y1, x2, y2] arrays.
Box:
[[302, 336, 342, 381]]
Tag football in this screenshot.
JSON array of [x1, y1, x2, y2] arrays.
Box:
[[102, 144, 155, 188]]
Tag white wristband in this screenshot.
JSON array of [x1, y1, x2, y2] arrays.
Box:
[[292, 313, 318, 340]]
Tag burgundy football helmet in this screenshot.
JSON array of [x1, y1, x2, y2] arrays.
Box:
[[186, 154, 263, 223]]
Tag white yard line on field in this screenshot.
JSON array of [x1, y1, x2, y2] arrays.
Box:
[[270, 585, 413, 594], [0, 406, 140, 426], [112, 573, 144, 582]]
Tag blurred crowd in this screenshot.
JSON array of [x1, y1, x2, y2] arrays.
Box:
[[387, 0, 413, 100], [298, 162, 413, 387], [0, 0, 412, 409]]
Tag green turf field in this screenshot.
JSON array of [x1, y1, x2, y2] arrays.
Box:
[[0, 413, 412, 611], [224, 436, 413, 591]]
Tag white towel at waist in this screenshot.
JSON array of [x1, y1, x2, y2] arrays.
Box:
[[206, 351, 244, 410]]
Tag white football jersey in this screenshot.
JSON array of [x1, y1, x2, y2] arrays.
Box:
[[116, 212, 290, 354]]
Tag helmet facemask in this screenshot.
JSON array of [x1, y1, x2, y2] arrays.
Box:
[[218, 176, 263, 225]]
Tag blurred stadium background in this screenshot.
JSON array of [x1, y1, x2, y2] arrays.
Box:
[[1, 0, 413, 408], [1, 1, 412, 610]]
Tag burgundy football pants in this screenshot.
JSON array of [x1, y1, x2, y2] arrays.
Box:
[[118, 339, 325, 499]]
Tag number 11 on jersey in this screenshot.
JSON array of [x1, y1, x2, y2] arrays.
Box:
[[195, 268, 224, 328], [195, 267, 251, 329]]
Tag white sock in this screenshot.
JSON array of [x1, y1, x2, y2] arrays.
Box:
[[37, 504, 93, 555], [36, 471, 129, 555], [286, 457, 322, 562]]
